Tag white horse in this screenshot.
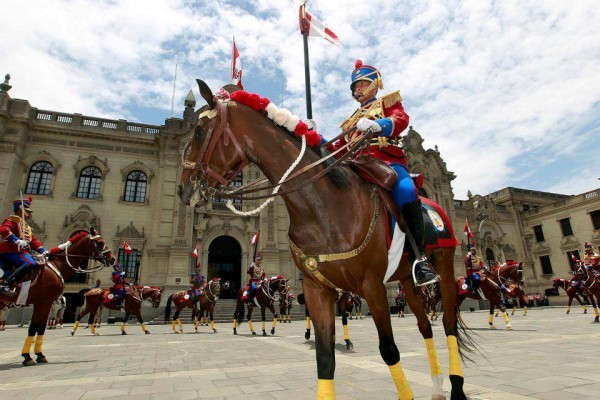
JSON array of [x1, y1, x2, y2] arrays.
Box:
[[48, 295, 66, 329]]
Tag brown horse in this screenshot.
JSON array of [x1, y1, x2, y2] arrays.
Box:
[[233, 276, 288, 336], [179, 80, 470, 399], [552, 278, 589, 314], [0, 228, 115, 365], [195, 278, 227, 333], [489, 264, 528, 317], [72, 285, 163, 335]]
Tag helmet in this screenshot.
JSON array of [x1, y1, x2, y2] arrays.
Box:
[[350, 60, 383, 92], [13, 196, 33, 213], [255, 255, 262, 261]]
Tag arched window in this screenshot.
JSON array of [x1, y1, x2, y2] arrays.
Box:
[[25, 161, 53, 195], [124, 170, 147, 202], [77, 166, 102, 199], [485, 248, 496, 267]]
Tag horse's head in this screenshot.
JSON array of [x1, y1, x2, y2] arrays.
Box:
[[179, 80, 248, 207], [69, 227, 116, 267], [221, 280, 231, 291], [551, 278, 561, 290], [269, 276, 288, 295], [143, 287, 163, 308], [208, 277, 222, 298]]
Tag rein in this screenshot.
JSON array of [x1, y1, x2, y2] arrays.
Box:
[[182, 100, 375, 202], [63, 235, 111, 274], [204, 281, 220, 303]]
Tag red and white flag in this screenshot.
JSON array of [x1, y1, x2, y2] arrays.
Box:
[[250, 231, 259, 246], [464, 219, 473, 239], [123, 241, 132, 255], [192, 244, 199, 259], [299, 3, 340, 46], [232, 38, 243, 89]]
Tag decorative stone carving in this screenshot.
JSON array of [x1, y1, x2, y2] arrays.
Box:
[[59, 205, 100, 241], [29, 217, 46, 240], [560, 236, 581, 251], [115, 221, 145, 238], [532, 242, 551, 256]]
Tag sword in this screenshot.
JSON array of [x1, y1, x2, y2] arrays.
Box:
[[18, 190, 26, 251]]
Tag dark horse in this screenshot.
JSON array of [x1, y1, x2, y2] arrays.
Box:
[[579, 264, 600, 322], [72, 285, 163, 335], [552, 278, 589, 314], [233, 276, 288, 336], [178, 81, 470, 399], [0, 228, 115, 365], [195, 278, 228, 333], [278, 288, 295, 323]]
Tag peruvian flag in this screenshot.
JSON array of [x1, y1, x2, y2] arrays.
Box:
[[192, 244, 199, 259], [250, 231, 259, 246], [232, 38, 243, 89], [123, 241, 132, 255], [464, 219, 473, 239], [299, 3, 340, 46]]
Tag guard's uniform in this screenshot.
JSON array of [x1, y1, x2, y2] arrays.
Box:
[[242, 261, 266, 301]]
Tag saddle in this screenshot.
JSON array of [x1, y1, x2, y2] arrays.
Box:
[[350, 154, 397, 191]]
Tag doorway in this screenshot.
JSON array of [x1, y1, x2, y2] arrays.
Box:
[[207, 236, 242, 299]]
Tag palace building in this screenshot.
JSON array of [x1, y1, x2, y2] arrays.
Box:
[[1, 74, 599, 321]]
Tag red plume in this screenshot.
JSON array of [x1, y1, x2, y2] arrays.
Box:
[[355, 59, 363, 69]]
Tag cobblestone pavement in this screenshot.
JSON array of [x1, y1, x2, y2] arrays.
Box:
[[0, 307, 598, 399]]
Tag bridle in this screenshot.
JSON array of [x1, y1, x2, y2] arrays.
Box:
[[204, 280, 221, 303], [63, 235, 113, 273], [181, 101, 249, 201]]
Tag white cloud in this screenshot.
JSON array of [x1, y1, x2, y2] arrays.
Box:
[[1, 0, 599, 199]]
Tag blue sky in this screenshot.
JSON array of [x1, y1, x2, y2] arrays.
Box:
[[2, 0, 600, 198]]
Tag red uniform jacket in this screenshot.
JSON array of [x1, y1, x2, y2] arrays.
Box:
[[0, 216, 43, 254], [332, 92, 410, 165]]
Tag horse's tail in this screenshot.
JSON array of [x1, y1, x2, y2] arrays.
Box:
[[297, 292, 305, 305], [164, 294, 174, 321], [76, 288, 91, 307], [234, 300, 244, 322], [454, 306, 486, 364]]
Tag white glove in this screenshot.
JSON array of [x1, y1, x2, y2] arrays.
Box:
[[304, 119, 317, 131], [16, 239, 29, 248], [42, 250, 50, 257], [356, 118, 381, 132], [57, 241, 73, 251]]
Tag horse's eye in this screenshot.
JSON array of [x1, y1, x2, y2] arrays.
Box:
[[195, 127, 204, 139]]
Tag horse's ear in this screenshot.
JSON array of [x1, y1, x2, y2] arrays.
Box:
[[90, 227, 97, 236], [196, 79, 216, 109]]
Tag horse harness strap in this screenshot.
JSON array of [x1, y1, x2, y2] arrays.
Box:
[[288, 193, 380, 290]]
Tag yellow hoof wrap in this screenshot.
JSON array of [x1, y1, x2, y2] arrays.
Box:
[[502, 312, 510, 323], [72, 321, 80, 332], [22, 336, 35, 354], [581, 305, 586, 310], [90, 324, 96, 334], [273, 318, 277, 329], [120, 323, 126, 332], [211, 320, 215, 330], [317, 379, 336, 400], [248, 321, 254, 332], [306, 317, 311, 329], [262, 321, 266, 331], [34, 335, 44, 353], [343, 325, 350, 341], [447, 335, 464, 377], [389, 362, 414, 399], [177, 319, 182, 328], [194, 317, 199, 327], [488, 314, 494, 324], [424, 338, 443, 376], [171, 320, 176, 330], [141, 323, 147, 332], [524, 306, 528, 315], [595, 307, 600, 318], [233, 319, 238, 329]]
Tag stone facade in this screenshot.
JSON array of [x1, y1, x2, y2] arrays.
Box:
[[2, 77, 599, 312]]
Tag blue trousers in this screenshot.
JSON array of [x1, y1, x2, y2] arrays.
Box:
[[0, 253, 36, 276], [390, 164, 418, 209]]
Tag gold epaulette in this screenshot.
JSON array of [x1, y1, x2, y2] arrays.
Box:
[[7, 215, 22, 224], [381, 91, 402, 108]]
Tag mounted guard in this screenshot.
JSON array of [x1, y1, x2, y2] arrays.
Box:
[[188, 267, 205, 300], [329, 60, 438, 287], [241, 255, 266, 302], [583, 242, 600, 271], [464, 247, 484, 292], [109, 264, 130, 309], [0, 197, 49, 292]]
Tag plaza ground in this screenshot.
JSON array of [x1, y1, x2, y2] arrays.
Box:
[[0, 307, 598, 399]]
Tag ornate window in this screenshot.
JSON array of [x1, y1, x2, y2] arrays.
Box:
[[124, 171, 147, 202], [77, 166, 102, 199], [25, 161, 53, 195], [118, 249, 140, 280]]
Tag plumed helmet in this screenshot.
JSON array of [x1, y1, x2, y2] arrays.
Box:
[[13, 196, 33, 213], [584, 242, 593, 250], [350, 60, 383, 91], [112, 271, 120, 276], [255, 255, 262, 260]]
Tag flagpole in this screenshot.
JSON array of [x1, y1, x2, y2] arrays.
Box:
[[170, 63, 178, 118], [301, 3, 313, 119]]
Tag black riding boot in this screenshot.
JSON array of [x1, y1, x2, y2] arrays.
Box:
[[0, 263, 31, 292], [402, 200, 439, 286]]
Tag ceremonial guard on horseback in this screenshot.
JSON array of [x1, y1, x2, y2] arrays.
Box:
[[0, 197, 49, 292], [189, 267, 205, 297], [242, 254, 266, 302], [329, 60, 438, 286], [583, 242, 600, 272], [464, 247, 484, 292], [110, 263, 130, 308]]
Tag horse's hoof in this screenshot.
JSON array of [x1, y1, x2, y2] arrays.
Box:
[[346, 340, 354, 350], [179, 329, 183, 333], [173, 330, 179, 334], [594, 317, 600, 323], [233, 330, 237, 335], [194, 330, 199, 334], [35, 354, 47, 363], [145, 330, 151, 334], [506, 324, 513, 330], [305, 332, 311, 340], [121, 331, 127, 335], [582, 310, 586, 314], [490, 325, 497, 330], [252, 331, 257, 336], [270, 328, 275, 335], [431, 393, 446, 400], [22, 359, 36, 366], [262, 331, 267, 337], [70, 331, 75, 336], [213, 329, 217, 333], [94, 332, 100, 336]]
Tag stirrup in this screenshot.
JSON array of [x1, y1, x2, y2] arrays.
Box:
[[412, 258, 439, 287]]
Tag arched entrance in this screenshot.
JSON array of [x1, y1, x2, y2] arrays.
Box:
[[207, 236, 241, 299]]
